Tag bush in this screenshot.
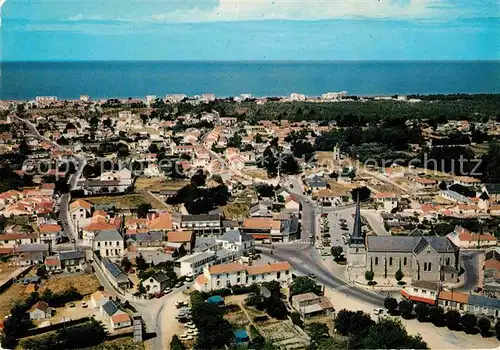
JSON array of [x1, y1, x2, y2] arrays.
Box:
[[290, 312, 303, 328], [478, 317, 491, 336], [398, 300, 414, 319], [446, 310, 462, 331], [384, 296, 398, 315]]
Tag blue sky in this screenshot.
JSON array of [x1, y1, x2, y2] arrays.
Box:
[[1, 0, 499, 61]]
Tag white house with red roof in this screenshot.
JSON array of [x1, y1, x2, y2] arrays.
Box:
[[447, 226, 498, 249], [374, 192, 398, 212]]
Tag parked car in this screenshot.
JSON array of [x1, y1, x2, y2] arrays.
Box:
[[175, 300, 188, 308], [373, 308, 384, 315], [81, 302, 88, 308], [308, 273, 317, 279], [175, 282, 184, 288]]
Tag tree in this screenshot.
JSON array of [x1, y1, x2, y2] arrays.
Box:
[[384, 296, 398, 315], [121, 257, 132, 272], [170, 335, 186, 350], [365, 270, 374, 284], [351, 186, 371, 201], [460, 313, 477, 334], [395, 269, 404, 283], [306, 322, 330, 343], [137, 203, 152, 218], [334, 309, 374, 337], [477, 317, 491, 336], [255, 184, 275, 198], [415, 303, 429, 322], [36, 266, 48, 279], [362, 317, 428, 349], [190, 170, 207, 187], [227, 133, 242, 148], [330, 246, 343, 261], [398, 299, 413, 319], [290, 312, 303, 328], [446, 310, 462, 331], [495, 320, 500, 340], [190, 291, 205, 309], [429, 306, 445, 326], [290, 276, 318, 296], [135, 254, 148, 271], [317, 337, 347, 350]]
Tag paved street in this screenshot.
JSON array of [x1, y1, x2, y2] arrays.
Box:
[[457, 250, 484, 292]]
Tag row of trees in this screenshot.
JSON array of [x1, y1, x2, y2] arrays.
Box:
[[384, 296, 500, 339], [166, 183, 231, 214]]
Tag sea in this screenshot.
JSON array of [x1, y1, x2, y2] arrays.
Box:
[[1, 61, 499, 100]]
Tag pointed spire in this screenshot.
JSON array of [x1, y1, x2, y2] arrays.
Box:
[[349, 194, 364, 245]]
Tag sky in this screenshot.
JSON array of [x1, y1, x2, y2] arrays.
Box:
[[0, 0, 499, 61]]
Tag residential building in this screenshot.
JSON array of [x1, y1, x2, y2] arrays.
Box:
[[482, 184, 500, 202], [415, 176, 436, 189], [215, 229, 254, 257], [180, 214, 221, 235], [90, 290, 112, 309], [374, 192, 398, 212], [44, 250, 87, 273], [38, 224, 63, 245], [467, 295, 500, 319], [101, 299, 132, 331], [174, 251, 217, 277], [141, 272, 172, 295], [291, 292, 334, 319], [100, 257, 131, 290], [93, 229, 124, 261], [29, 301, 53, 320], [438, 289, 469, 313], [400, 281, 439, 305], [447, 226, 498, 249], [129, 231, 164, 249], [194, 261, 293, 292], [167, 230, 196, 252]]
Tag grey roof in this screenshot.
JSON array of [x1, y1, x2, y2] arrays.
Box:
[[59, 251, 86, 261], [15, 244, 49, 253], [102, 258, 129, 283], [181, 214, 220, 222], [408, 229, 424, 237], [349, 197, 364, 245], [194, 237, 217, 252], [411, 281, 439, 290], [281, 217, 299, 236], [366, 236, 457, 254], [101, 300, 119, 317], [149, 272, 171, 284], [218, 229, 242, 243], [468, 295, 500, 309], [222, 220, 239, 228], [94, 229, 123, 242], [134, 231, 163, 242], [176, 251, 215, 264]]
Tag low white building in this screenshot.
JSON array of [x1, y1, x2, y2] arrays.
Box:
[[174, 251, 217, 277], [141, 272, 172, 294], [374, 192, 398, 212], [194, 261, 293, 292]]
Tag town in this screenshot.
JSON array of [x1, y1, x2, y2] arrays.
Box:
[[0, 92, 499, 349]]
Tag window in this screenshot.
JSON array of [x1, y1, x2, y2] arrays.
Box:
[[445, 300, 449, 306], [252, 276, 256, 281], [389, 257, 393, 266], [403, 257, 407, 266], [375, 257, 378, 265], [422, 290, 427, 294], [423, 262, 427, 271], [237, 278, 240, 283], [430, 291, 435, 297], [474, 305, 479, 311], [446, 257, 450, 265], [428, 262, 432, 271], [217, 280, 220, 286], [459, 304, 464, 310], [483, 307, 488, 313], [413, 288, 418, 292], [97, 242, 100, 247]]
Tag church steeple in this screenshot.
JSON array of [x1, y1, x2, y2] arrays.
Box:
[[349, 195, 364, 245]]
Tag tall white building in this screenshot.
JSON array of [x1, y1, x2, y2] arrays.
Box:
[[165, 94, 187, 103], [289, 93, 306, 101]]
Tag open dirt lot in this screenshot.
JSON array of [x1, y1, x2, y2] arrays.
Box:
[[86, 192, 166, 210], [134, 177, 189, 192], [0, 283, 28, 318], [38, 273, 101, 296]]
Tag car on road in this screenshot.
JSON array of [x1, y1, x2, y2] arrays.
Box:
[[175, 282, 184, 288], [81, 302, 88, 308], [309, 234, 313, 239], [308, 273, 317, 279], [373, 308, 384, 315], [185, 276, 193, 282], [341, 226, 349, 231]]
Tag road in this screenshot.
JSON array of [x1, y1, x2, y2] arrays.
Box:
[[457, 250, 484, 292], [14, 116, 86, 243]]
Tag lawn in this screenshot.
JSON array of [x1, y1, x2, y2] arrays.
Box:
[[134, 177, 189, 192], [85, 192, 167, 210], [38, 273, 101, 296], [222, 202, 250, 221]]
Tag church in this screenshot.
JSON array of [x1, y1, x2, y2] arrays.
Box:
[[346, 200, 460, 284]]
